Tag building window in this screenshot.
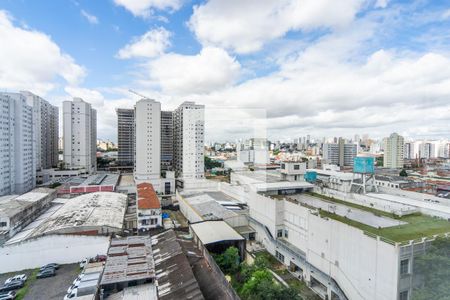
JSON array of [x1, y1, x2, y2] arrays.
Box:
[[281, 164, 285, 169], [284, 229, 289, 238], [294, 164, 300, 170], [277, 229, 283, 238], [0, 222, 7, 227], [275, 250, 285, 263], [399, 290, 408, 300], [400, 259, 409, 275]]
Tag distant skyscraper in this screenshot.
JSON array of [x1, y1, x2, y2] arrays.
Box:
[[383, 133, 404, 169], [134, 99, 161, 184], [323, 138, 357, 167], [173, 101, 205, 180], [63, 98, 97, 173], [0, 92, 36, 195], [161, 111, 173, 171], [22, 91, 59, 170], [116, 108, 135, 166], [404, 142, 415, 159]]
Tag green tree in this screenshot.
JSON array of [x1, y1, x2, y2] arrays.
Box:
[[399, 169, 408, 177], [241, 269, 301, 300], [412, 238, 450, 300], [205, 156, 222, 170], [215, 246, 240, 274]]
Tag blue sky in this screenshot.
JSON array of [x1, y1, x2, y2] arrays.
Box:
[[0, 0, 449, 142]]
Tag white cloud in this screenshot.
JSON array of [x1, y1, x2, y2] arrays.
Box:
[[442, 9, 450, 20], [189, 25, 450, 140], [81, 9, 99, 24], [189, 0, 366, 53], [374, 0, 389, 8], [146, 47, 241, 95], [64, 86, 105, 108], [113, 0, 182, 18], [0, 10, 85, 95], [117, 27, 171, 59]]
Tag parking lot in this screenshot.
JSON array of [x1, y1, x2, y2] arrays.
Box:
[[0, 263, 80, 300]]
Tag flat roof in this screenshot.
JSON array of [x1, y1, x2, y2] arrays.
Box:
[[0, 188, 55, 218], [368, 193, 450, 215], [308, 169, 355, 180], [81, 174, 120, 186], [290, 194, 406, 228], [137, 183, 160, 210], [28, 192, 126, 238], [254, 181, 314, 192], [191, 221, 244, 245], [181, 191, 239, 221], [101, 236, 155, 286]]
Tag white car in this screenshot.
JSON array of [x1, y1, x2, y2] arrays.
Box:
[[79, 258, 89, 269], [64, 288, 77, 300], [4, 274, 27, 285]]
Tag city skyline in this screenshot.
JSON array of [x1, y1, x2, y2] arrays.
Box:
[[0, 0, 449, 141]]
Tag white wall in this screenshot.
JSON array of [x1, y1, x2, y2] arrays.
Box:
[[248, 193, 401, 300], [134, 99, 161, 182], [0, 235, 110, 273]]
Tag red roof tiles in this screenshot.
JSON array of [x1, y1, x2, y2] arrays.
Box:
[[137, 182, 161, 210]]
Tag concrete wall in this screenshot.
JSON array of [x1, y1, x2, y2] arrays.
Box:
[[0, 235, 110, 273], [176, 190, 203, 224], [315, 187, 417, 216], [248, 193, 401, 300]]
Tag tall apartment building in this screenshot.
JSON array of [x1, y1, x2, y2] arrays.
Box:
[[419, 142, 435, 159], [323, 138, 357, 167], [116, 108, 135, 166], [0, 93, 36, 196], [383, 133, 404, 168], [161, 111, 174, 171], [173, 101, 205, 180], [134, 99, 161, 185], [22, 91, 59, 170], [63, 98, 97, 173], [404, 142, 415, 159]]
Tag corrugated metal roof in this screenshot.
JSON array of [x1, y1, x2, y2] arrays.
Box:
[[190, 221, 244, 245]]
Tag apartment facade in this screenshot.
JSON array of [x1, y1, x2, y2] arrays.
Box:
[[134, 99, 161, 185], [116, 108, 135, 166], [63, 98, 97, 173], [0, 93, 36, 196], [384, 133, 404, 168], [173, 102, 205, 180], [21, 91, 59, 170], [161, 110, 174, 171], [323, 138, 357, 167]]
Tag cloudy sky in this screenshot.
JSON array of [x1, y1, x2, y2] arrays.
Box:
[[0, 0, 449, 142]]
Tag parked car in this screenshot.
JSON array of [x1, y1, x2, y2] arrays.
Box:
[[4, 275, 26, 285], [0, 281, 24, 292], [36, 268, 55, 279], [0, 291, 16, 300], [39, 263, 59, 271], [79, 258, 89, 269]]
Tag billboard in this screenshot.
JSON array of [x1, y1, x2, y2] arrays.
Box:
[[353, 157, 375, 174]]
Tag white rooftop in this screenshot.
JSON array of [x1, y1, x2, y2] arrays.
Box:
[[309, 169, 355, 181], [28, 192, 126, 238], [367, 193, 450, 216], [191, 221, 244, 245]]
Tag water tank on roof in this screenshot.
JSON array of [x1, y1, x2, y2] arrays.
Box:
[[304, 171, 317, 183]]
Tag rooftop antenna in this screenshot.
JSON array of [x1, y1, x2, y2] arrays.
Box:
[[128, 89, 151, 99]]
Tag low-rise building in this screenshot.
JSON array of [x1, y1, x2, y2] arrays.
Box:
[[0, 188, 56, 243], [137, 183, 162, 230]]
